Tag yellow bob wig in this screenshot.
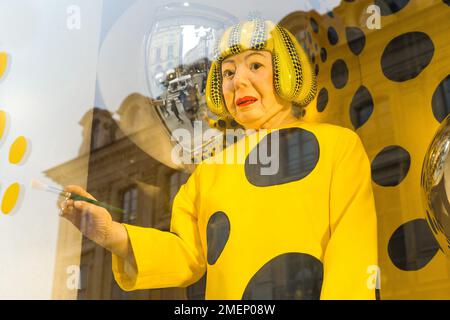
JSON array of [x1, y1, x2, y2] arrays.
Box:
[[205, 19, 317, 128]]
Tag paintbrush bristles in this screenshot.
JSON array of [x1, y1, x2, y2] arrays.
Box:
[[30, 179, 47, 190], [30, 179, 65, 195]]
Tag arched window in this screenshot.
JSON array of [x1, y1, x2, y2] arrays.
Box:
[[122, 186, 138, 223], [168, 171, 189, 214], [91, 119, 101, 150]]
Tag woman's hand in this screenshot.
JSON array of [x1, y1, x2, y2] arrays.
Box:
[[59, 185, 113, 248]]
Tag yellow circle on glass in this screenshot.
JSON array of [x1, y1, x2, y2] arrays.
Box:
[[0, 52, 7, 78], [2, 183, 20, 214], [9, 136, 28, 165], [0, 110, 6, 142]]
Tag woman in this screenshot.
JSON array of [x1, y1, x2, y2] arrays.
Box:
[[60, 20, 378, 299]]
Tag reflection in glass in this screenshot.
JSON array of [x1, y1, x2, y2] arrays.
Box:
[[422, 114, 450, 257], [143, 4, 238, 163], [122, 186, 138, 223]]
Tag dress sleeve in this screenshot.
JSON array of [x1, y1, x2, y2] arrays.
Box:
[[320, 129, 378, 300], [111, 165, 206, 291]]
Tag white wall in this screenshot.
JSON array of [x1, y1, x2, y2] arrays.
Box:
[[0, 0, 102, 299]]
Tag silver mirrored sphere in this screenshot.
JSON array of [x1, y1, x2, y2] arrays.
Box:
[[421, 115, 450, 256]]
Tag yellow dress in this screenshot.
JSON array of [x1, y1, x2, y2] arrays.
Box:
[[112, 121, 378, 299]]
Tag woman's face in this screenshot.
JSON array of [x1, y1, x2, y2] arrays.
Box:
[[221, 50, 293, 129]]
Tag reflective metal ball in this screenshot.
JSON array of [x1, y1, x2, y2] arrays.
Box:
[[421, 115, 450, 256]]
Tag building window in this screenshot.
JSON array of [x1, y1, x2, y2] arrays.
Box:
[[111, 280, 130, 300], [287, 131, 302, 175], [168, 44, 174, 60], [156, 47, 161, 62], [78, 263, 89, 299], [91, 119, 101, 150], [122, 186, 138, 223], [168, 171, 189, 213], [77, 252, 93, 300]]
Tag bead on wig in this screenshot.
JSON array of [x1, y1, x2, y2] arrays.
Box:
[[205, 19, 317, 129]]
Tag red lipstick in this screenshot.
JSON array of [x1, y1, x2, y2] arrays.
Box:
[[236, 96, 258, 107]]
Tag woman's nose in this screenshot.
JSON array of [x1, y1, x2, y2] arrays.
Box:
[[233, 68, 250, 89]]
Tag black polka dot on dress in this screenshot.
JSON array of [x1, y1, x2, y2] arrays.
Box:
[[244, 128, 320, 187], [207, 211, 231, 265], [242, 253, 323, 300]]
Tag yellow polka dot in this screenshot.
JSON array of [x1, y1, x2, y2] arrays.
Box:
[[2, 183, 20, 214], [9, 136, 28, 165], [0, 52, 7, 79], [0, 110, 6, 142]]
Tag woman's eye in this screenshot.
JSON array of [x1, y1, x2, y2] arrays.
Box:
[[250, 63, 262, 71], [223, 70, 234, 78]]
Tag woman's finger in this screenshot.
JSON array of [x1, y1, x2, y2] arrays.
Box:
[[73, 201, 102, 217], [60, 200, 73, 215], [59, 201, 77, 226], [64, 185, 96, 200]]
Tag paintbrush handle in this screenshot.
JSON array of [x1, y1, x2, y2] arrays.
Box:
[[69, 193, 125, 214]]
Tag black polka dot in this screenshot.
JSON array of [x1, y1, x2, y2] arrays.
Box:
[[331, 59, 349, 89], [432, 74, 450, 123], [381, 32, 434, 82], [207, 211, 230, 265], [426, 210, 439, 237], [242, 253, 323, 300], [346, 27, 366, 55], [376, 289, 381, 300], [375, 0, 410, 15], [327, 11, 334, 18], [311, 54, 315, 64], [245, 128, 320, 187], [388, 219, 439, 271], [187, 274, 207, 299], [315, 64, 319, 76], [327, 27, 338, 45], [320, 47, 327, 62], [444, 0, 450, 5], [218, 119, 227, 128], [230, 119, 239, 127], [310, 17, 319, 33], [371, 146, 410, 186], [317, 88, 328, 112], [350, 85, 374, 129]]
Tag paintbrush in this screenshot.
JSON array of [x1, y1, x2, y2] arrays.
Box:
[[30, 179, 125, 214]]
